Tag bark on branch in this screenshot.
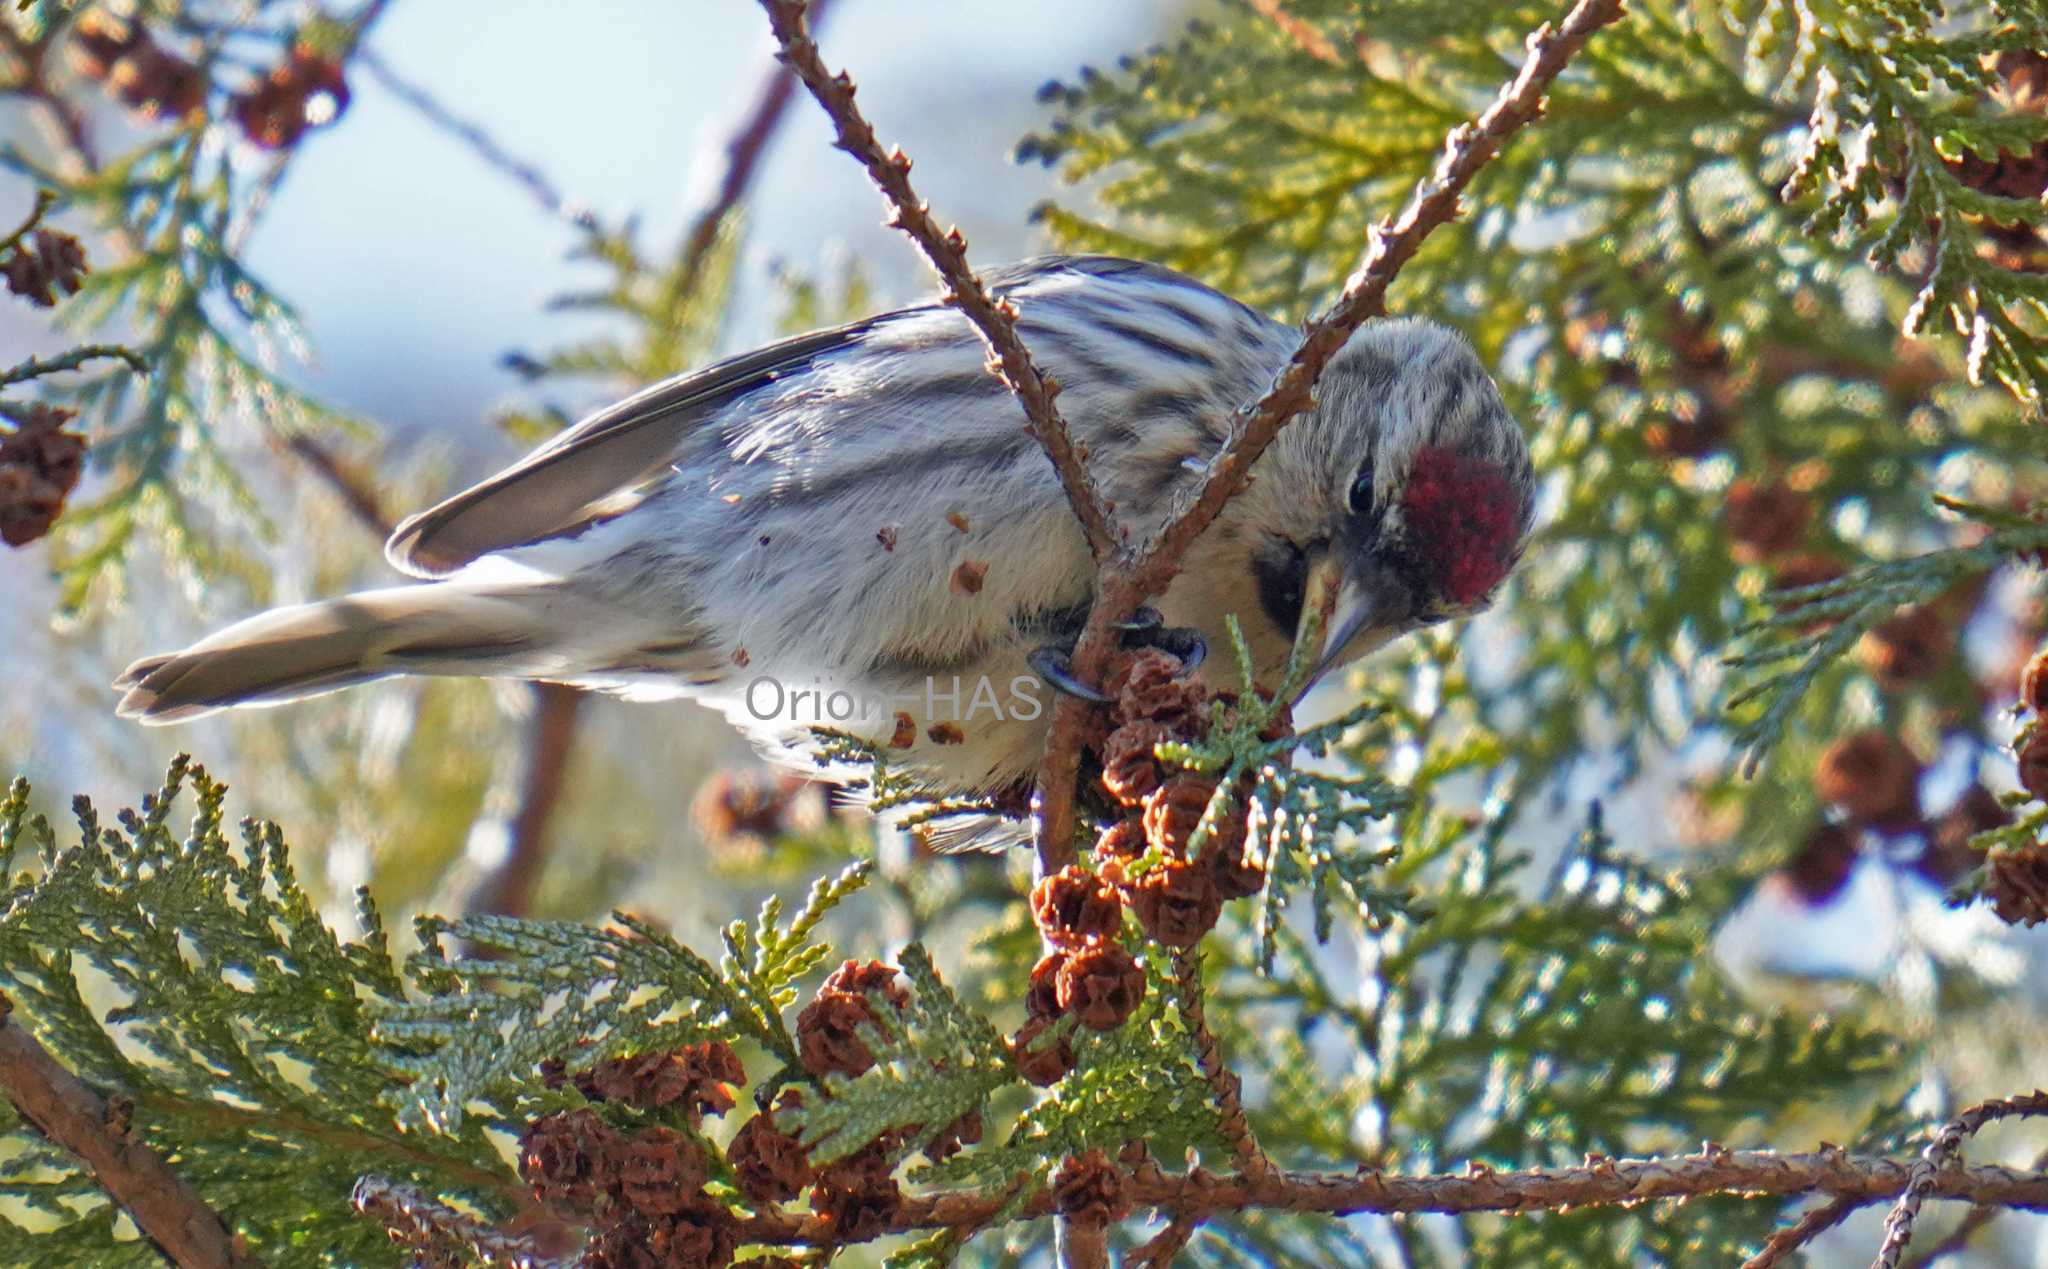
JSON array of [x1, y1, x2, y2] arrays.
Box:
[[1871, 1091, 2048, 1269], [0, 997, 260, 1268], [729, 1144, 2048, 1247]]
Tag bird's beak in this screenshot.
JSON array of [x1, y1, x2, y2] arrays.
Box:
[[1292, 546, 1376, 696]]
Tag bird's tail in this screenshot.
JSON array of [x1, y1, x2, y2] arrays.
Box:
[[115, 583, 561, 724]]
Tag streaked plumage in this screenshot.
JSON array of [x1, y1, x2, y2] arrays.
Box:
[[117, 256, 1535, 798]]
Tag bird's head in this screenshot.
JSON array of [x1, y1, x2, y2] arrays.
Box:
[[1233, 318, 1535, 688]]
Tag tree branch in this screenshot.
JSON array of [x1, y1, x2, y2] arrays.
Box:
[[1129, 1213, 1197, 1268], [728, 1143, 2048, 1248], [352, 1176, 572, 1268], [1894, 1146, 2048, 1269], [464, 681, 584, 921], [754, 0, 1121, 565], [1740, 1194, 1868, 1269], [0, 995, 261, 1269], [675, 0, 838, 295], [280, 434, 394, 540], [1028, 0, 1631, 869], [1174, 947, 1269, 1181], [0, 344, 148, 388], [1871, 1090, 2048, 1269]]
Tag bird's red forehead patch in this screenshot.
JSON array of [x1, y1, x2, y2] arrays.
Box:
[[1400, 445, 1522, 606]]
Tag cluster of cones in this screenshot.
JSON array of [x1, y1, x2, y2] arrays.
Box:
[[2, 224, 86, 309], [515, 959, 990, 1267], [71, 13, 349, 148], [1786, 638, 2048, 924], [1010, 646, 1277, 1084], [0, 404, 87, 549], [517, 1042, 753, 1269]]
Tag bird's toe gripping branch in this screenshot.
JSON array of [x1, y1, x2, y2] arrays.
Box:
[[1028, 606, 1207, 702]]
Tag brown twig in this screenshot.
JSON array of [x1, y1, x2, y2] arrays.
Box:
[[1899, 1201, 2011, 1268], [1741, 1194, 1868, 1269], [754, 0, 1121, 566], [281, 434, 393, 539], [0, 997, 262, 1269], [1174, 947, 1270, 1181], [1026, 0, 1630, 871], [1055, 1219, 1110, 1269], [1898, 1202, 2000, 1269], [727, 1143, 2048, 1247], [1894, 1143, 2048, 1269], [1871, 1090, 2048, 1269], [1129, 1213, 1198, 1268], [464, 682, 585, 921], [675, 0, 838, 294]]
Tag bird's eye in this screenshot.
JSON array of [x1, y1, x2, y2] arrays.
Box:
[[1347, 461, 1375, 515]]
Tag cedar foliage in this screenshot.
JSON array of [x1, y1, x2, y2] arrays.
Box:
[[4, 0, 2048, 1266]]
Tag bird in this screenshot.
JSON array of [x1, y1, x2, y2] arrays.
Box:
[[116, 255, 1536, 803]]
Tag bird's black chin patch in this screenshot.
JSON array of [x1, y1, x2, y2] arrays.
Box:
[[1252, 536, 1309, 636]]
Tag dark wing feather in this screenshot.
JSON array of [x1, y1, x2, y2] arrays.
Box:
[[384, 319, 882, 577]]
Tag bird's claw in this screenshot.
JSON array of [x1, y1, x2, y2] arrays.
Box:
[[1114, 606, 1163, 634], [1028, 608, 1209, 702], [1027, 645, 1113, 703], [1143, 625, 1207, 672]]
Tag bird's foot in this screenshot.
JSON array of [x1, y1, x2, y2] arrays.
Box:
[[1028, 607, 1209, 702]]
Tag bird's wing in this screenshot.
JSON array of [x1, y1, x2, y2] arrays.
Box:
[[385, 319, 885, 577], [383, 255, 1168, 578]]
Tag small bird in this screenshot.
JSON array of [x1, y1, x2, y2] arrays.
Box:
[[117, 256, 1535, 800]]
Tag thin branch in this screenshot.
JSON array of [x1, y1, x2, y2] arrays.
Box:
[[463, 682, 584, 921], [1028, 0, 1632, 868], [280, 434, 393, 539], [754, 0, 1121, 565], [1, 344, 148, 388], [727, 1143, 2048, 1247], [1129, 1213, 1198, 1268], [1174, 947, 1270, 1180], [1871, 1090, 2048, 1269], [675, 0, 838, 294], [0, 996, 262, 1269], [1245, 0, 1345, 65], [1741, 1194, 1868, 1269], [1898, 1203, 2000, 1269], [351, 1176, 573, 1269], [1895, 1144, 2048, 1269], [0, 187, 53, 257], [356, 47, 595, 230]]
